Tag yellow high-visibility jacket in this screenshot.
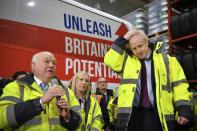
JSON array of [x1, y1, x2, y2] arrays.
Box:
[[107, 97, 118, 124], [0, 74, 85, 131], [104, 36, 191, 131], [76, 94, 104, 131], [177, 91, 197, 131], [191, 91, 197, 131], [92, 89, 116, 130], [94, 88, 116, 104]]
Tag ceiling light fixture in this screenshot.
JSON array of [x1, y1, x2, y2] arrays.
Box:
[[27, 1, 35, 7]]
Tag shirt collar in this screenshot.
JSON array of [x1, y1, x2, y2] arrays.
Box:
[[146, 48, 152, 61], [34, 76, 51, 86]]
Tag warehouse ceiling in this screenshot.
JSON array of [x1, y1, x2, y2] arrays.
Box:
[[74, 0, 155, 18]]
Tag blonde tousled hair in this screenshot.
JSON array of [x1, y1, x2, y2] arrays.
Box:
[[129, 29, 148, 44]]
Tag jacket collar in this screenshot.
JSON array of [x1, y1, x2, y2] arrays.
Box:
[[125, 41, 163, 57], [17, 73, 62, 88], [17, 73, 35, 85], [95, 88, 114, 96]]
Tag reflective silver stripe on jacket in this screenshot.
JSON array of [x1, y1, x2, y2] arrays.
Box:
[[162, 85, 171, 92], [120, 79, 138, 85], [111, 44, 124, 55], [121, 54, 128, 78], [5, 83, 31, 126], [117, 107, 132, 114], [87, 100, 98, 130], [116, 112, 131, 128], [91, 100, 97, 122], [92, 115, 103, 122], [7, 105, 18, 126], [70, 105, 82, 126], [18, 82, 34, 101], [0, 84, 25, 103], [171, 79, 188, 88], [165, 114, 175, 121], [88, 127, 99, 131], [161, 53, 171, 93], [17, 81, 34, 90], [64, 87, 70, 103], [49, 118, 60, 125], [94, 95, 99, 100], [0, 96, 22, 103], [24, 118, 42, 126], [175, 100, 191, 107], [192, 93, 197, 115], [19, 85, 24, 101], [70, 105, 82, 112]]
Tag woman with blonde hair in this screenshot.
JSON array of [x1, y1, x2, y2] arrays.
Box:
[[68, 71, 104, 131]]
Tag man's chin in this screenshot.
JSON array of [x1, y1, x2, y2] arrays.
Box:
[[138, 55, 146, 59], [46, 74, 54, 80]]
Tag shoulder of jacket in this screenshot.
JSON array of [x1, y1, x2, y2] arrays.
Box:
[[5, 81, 20, 89], [107, 89, 115, 96]]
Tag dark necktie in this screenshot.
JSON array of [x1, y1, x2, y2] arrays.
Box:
[[140, 59, 150, 108], [103, 94, 107, 103]]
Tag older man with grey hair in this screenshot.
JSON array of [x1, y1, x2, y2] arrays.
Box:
[[0, 51, 84, 131]]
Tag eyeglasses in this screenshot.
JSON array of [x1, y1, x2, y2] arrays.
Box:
[[97, 81, 107, 84]]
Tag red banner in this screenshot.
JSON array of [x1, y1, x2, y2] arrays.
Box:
[[0, 19, 122, 83]]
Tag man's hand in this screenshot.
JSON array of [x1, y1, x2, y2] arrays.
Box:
[[41, 84, 65, 104], [56, 98, 71, 121], [123, 29, 139, 40], [177, 116, 189, 125]]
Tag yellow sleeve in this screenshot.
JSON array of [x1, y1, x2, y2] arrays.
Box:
[[169, 56, 190, 105], [104, 48, 126, 73]]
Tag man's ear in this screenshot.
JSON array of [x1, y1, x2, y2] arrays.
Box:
[[125, 42, 129, 48], [31, 62, 35, 71]]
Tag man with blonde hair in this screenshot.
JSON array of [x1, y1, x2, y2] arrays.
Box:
[[104, 29, 192, 131]]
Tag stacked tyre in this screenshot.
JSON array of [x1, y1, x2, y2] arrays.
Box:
[[176, 53, 197, 80], [170, 8, 197, 40]]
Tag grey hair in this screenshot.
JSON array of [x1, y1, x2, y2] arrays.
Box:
[[96, 77, 106, 85], [31, 51, 53, 63], [32, 53, 39, 63]]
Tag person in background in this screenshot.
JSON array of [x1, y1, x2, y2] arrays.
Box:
[[68, 71, 104, 131], [107, 97, 118, 131], [12, 71, 29, 80], [189, 90, 197, 131], [104, 29, 192, 131], [0, 51, 84, 131], [0, 78, 13, 96], [95, 78, 116, 104], [190, 85, 197, 131], [0, 78, 13, 131], [93, 77, 116, 130]]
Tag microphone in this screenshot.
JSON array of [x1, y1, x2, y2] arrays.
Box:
[[51, 78, 61, 102], [51, 78, 62, 110]]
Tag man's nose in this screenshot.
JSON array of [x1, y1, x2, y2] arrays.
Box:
[[49, 61, 54, 67]]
